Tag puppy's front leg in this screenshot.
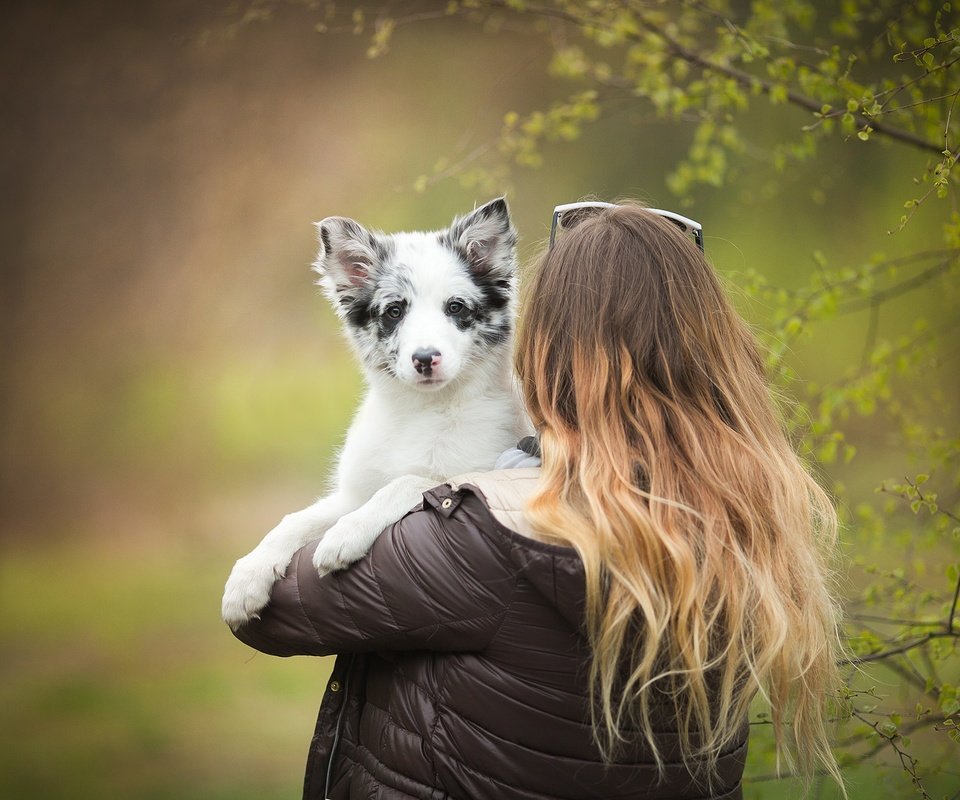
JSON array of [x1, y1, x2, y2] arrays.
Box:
[[222, 492, 357, 629], [312, 475, 438, 574]]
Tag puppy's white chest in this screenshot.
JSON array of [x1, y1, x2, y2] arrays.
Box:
[[342, 388, 518, 489]]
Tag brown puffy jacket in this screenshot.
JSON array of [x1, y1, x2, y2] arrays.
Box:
[[233, 469, 748, 799]]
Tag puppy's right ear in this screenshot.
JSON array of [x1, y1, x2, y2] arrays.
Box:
[[313, 216, 380, 293]]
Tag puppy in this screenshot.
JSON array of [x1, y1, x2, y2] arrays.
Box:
[[222, 198, 528, 629]]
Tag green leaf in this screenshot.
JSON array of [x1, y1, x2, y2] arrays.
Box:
[[769, 84, 788, 104], [942, 697, 960, 716]]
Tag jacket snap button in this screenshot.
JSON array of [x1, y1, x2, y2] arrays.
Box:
[[329, 680, 341, 692], [441, 498, 453, 509]]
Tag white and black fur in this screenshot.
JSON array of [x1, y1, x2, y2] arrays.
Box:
[[222, 198, 528, 628]]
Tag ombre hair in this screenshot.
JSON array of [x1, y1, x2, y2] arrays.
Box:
[[515, 204, 843, 789]]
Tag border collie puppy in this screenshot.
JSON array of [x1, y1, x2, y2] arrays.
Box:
[[222, 198, 528, 628]]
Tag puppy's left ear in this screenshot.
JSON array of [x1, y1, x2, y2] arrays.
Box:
[[447, 197, 517, 277]]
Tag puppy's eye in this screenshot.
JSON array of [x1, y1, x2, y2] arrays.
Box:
[[445, 300, 466, 316], [385, 304, 404, 320]]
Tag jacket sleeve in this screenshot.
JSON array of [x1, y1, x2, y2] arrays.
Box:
[[231, 487, 519, 657]]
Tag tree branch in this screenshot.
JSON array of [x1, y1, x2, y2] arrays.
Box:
[[841, 631, 958, 665], [641, 23, 943, 154], [486, 0, 949, 155], [839, 256, 957, 314], [847, 613, 945, 627]]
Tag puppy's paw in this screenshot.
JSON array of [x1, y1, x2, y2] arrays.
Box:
[[312, 520, 372, 575], [221, 553, 286, 630]]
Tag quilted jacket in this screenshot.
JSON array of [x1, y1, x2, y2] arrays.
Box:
[[232, 468, 748, 799]]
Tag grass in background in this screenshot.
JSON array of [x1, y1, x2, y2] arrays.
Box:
[[0, 533, 333, 800]]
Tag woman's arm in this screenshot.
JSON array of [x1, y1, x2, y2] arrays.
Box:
[[231, 486, 519, 657]]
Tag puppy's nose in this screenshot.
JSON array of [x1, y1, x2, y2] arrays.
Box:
[[412, 349, 441, 375]]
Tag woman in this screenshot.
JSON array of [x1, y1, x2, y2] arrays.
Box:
[[232, 202, 843, 799]]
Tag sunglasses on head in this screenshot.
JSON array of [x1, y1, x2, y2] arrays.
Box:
[[549, 201, 704, 253]]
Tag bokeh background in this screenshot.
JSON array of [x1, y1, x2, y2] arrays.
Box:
[[1, 1, 957, 798]]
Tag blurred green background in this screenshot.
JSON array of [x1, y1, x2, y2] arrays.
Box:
[[1, 1, 957, 798]]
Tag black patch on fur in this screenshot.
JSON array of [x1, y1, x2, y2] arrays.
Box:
[[376, 300, 407, 340], [451, 314, 475, 332], [371, 235, 393, 266], [472, 274, 511, 311], [480, 320, 511, 347], [342, 293, 376, 330], [438, 235, 513, 313], [319, 225, 333, 258], [444, 298, 476, 331]]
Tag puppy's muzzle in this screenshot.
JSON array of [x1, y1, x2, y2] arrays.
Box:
[[412, 349, 442, 376]]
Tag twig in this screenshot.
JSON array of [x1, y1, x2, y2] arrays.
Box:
[[837, 712, 946, 750], [860, 300, 879, 370], [852, 710, 933, 799], [876, 55, 960, 109], [948, 569, 960, 635], [881, 88, 960, 116]]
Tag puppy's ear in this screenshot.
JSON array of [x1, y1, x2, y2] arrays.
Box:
[[447, 197, 517, 277], [313, 216, 381, 293]]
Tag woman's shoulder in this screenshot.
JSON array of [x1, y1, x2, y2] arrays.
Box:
[[446, 467, 540, 536], [440, 467, 571, 553], [430, 468, 585, 626]]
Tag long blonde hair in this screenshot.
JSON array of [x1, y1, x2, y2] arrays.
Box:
[[515, 204, 842, 788]]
